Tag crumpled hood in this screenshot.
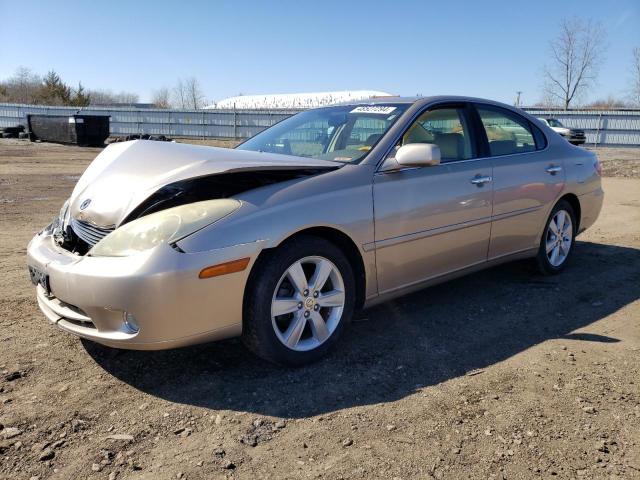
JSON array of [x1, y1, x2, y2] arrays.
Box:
[[70, 140, 340, 227]]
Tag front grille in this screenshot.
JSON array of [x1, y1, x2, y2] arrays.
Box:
[[70, 217, 114, 246]]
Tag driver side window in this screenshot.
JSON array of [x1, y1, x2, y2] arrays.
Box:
[[401, 107, 474, 162]]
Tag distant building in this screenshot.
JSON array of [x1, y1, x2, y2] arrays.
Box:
[[204, 90, 394, 110], [91, 103, 157, 109]]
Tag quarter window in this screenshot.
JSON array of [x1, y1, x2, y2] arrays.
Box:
[[476, 106, 537, 156], [401, 108, 474, 162]]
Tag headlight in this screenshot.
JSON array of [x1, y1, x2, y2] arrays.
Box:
[[90, 199, 240, 257], [59, 199, 70, 223], [51, 199, 70, 237]]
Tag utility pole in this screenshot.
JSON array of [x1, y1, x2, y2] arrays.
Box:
[[515, 91, 522, 107]]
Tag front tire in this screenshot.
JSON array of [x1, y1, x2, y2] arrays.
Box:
[[536, 200, 576, 275], [242, 235, 355, 366]]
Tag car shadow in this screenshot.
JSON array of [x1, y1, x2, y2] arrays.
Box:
[[84, 241, 640, 418]]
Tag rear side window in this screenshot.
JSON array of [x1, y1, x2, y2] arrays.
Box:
[[476, 106, 539, 156]]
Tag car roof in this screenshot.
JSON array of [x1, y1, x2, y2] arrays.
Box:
[[338, 96, 420, 105], [332, 95, 523, 111]]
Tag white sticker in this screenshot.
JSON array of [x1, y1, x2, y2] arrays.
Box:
[[350, 106, 396, 115]]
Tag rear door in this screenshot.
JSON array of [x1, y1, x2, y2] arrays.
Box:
[[473, 104, 565, 259], [373, 103, 493, 294]]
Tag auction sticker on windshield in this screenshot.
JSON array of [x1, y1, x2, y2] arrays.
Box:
[[350, 106, 396, 114]]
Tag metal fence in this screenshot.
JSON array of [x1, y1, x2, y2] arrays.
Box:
[[1, 103, 639, 146], [523, 108, 640, 146], [0, 104, 299, 140]]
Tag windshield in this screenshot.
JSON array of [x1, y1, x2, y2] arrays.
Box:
[[547, 119, 564, 128], [236, 104, 409, 163]]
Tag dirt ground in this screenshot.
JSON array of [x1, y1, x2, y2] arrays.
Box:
[[0, 139, 639, 480]]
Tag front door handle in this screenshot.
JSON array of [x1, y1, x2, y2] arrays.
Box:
[[545, 165, 563, 175], [470, 175, 492, 186]]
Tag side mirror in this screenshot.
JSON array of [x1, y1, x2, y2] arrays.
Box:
[[395, 143, 441, 167]]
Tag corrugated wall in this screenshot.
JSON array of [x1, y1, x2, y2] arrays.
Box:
[[1, 103, 639, 146], [524, 108, 640, 146], [0, 104, 299, 140]]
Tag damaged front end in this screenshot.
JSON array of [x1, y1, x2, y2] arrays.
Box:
[[54, 218, 114, 256], [50, 142, 339, 255], [121, 168, 332, 224], [47, 199, 110, 256]]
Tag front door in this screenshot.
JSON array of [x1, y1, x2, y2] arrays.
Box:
[[373, 105, 493, 294]]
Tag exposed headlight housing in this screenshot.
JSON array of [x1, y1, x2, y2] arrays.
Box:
[[51, 199, 70, 240], [90, 199, 240, 257]]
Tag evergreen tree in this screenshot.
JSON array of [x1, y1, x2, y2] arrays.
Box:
[[70, 82, 91, 106], [37, 70, 71, 105]]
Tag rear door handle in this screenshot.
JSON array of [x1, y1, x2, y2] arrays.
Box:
[[545, 165, 562, 175], [470, 175, 492, 186]]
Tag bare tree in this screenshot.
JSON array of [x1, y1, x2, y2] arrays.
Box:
[[0, 67, 141, 106], [152, 87, 171, 108], [86, 89, 115, 105], [631, 47, 640, 107], [543, 18, 606, 109], [537, 90, 559, 108], [172, 77, 205, 109], [585, 95, 629, 109], [87, 89, 139, 105], [115, 91, 139, 104], [172, 79, 187, 109], [184, 77, 206, 109], [0, 67, 41, 104]]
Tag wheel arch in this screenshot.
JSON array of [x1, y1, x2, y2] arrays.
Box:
[[534, 191, 583, 251], [247, 226, 367, 310], [558, 192, 581, 232]]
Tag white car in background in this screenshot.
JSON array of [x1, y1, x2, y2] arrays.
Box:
[[537, 118, 586, 145]]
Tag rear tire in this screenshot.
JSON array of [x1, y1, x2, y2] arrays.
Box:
[[536, 200, 576, 275], [242, 235, 355, 366]]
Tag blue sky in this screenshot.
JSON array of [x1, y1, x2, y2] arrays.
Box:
[[1, 0, 638, 105]]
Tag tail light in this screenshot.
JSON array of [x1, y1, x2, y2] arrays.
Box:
[[594, 158, 602, 176]]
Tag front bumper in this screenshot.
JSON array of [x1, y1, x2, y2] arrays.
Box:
[[26, 233, 262, 349], [562, 131, 586, 145]]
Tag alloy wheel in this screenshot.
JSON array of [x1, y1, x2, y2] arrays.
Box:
[[545, 209, 573, 267], [271, 256, 345, 351]]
